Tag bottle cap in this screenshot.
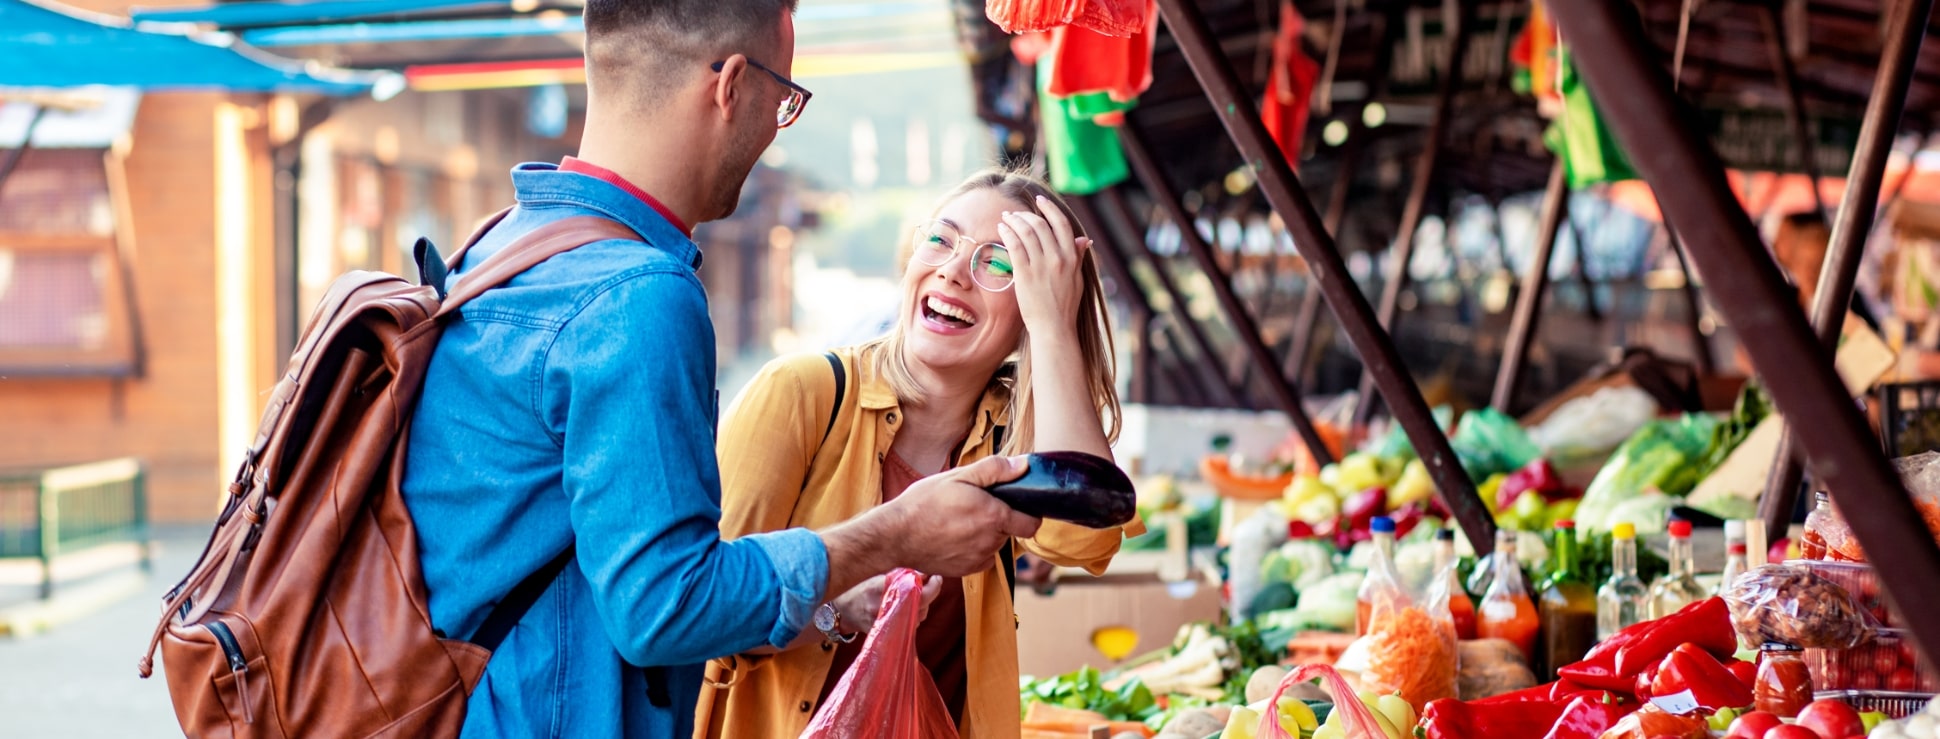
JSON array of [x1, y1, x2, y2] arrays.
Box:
[[1728, 542, 1748, 554], [1435, 528, 1455, 541], [1554, 520, 1576, 529], [1371, 516, 1395, 534], [1725, 519, 1745, 538], [1668, 520, 1693, 537], [1613, 522, 1636, 540]]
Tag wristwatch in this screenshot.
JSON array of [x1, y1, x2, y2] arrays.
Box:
[[814, 603, 857, 644]]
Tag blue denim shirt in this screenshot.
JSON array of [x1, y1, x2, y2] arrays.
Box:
[[401, 162, 829, 738]]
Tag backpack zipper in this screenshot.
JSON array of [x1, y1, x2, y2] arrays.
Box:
[[204, 622, 253, 724]]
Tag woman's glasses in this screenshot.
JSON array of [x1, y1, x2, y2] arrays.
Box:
[[911, 220, 1013, 292]]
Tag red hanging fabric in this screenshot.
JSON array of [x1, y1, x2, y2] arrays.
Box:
[[1260, 1, 1320, 168], [1045, 0, 1156, 103], [986, 0, 1146, 37]]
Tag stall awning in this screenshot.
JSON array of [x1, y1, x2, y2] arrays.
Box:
[[129, 0, 512, 28], [0, 0, 389, 94]]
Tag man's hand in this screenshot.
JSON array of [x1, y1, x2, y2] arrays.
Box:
[[879, 455, 1040, 577], [820, 455, 1037, 598]]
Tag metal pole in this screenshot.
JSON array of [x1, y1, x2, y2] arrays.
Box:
[[1568, 216, 1603, 322], [1121, 125, 1337, 467], [1760, 0, 1934, 537], [1549, 0, 1940, 661], [0, 104, 47, 201], [1493, 160, 1570, 412], [1092, 189, 1248, 407], [1154, 0, 1497, 553], [1352, 1, 1473, 428], [1071, 193, 1173, 406], [1762, 6, 1832, 224]]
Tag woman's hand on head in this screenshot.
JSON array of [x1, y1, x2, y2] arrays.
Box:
[[998, 196, 1091, 338]]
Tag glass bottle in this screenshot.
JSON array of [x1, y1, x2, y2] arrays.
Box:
[[1356, 516, 1410, 636], [1718, 519, 1749, 598], [1477, 529, 1538, 662], [1539, 520, 1598, 682], [1649, 519, 1708, 619], [1431, 528, 1477, 640], [1754, 643, 1813, 718], [1597, 522, 1649, 640], [1801, 491, 1834, 561]]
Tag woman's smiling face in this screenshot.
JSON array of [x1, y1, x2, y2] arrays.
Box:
[[900, 188, 1028, 379]]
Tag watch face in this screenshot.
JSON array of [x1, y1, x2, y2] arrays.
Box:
[[814, 603, 837, 633]]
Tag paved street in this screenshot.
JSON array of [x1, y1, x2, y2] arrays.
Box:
[[0, 526, 202, 738]]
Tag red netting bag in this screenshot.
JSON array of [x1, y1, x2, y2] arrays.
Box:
[[987, 0, 1147, 37], [800, 569, 959, 739]]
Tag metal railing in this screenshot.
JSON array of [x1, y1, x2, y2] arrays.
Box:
[[0, 457, 148, 599]]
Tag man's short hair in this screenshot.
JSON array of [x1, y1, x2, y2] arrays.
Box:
[[583, 0, 799, 105]]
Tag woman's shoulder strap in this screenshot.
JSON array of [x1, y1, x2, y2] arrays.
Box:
[[820, 350, 846, 446]]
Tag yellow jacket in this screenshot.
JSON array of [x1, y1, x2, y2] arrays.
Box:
[[694, 343, 1133, 738]]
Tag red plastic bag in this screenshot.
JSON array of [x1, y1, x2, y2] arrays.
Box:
[[801, 569, 958, 739], [1255, 664, 1385, 739]]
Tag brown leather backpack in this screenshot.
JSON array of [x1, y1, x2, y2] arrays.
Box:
[[138, 212, 638, 737]]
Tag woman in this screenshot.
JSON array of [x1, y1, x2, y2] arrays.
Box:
[[695, 168, 1134, 738]]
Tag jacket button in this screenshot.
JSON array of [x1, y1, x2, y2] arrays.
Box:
[[887, 412, 898, 424], [799, 700, 813, 713], [877, 452, 885, 462], [820, 641, 833, 652]]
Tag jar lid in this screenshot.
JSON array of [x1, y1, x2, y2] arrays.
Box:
[[1815, 490, 1830, 503], [1761, 642, 1803, 652]]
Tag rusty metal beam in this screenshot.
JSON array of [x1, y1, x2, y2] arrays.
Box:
[[1549, 0, 1940, 664], [1153, 0, 1497, 554], [1664, 225, 1717, 374], [1493, 160, 1570, 413], [1353, 0, 1474, 428], [1120, 125, 1336, 467], [1091, 188, 1248, 408], [1761, 5, 1831, 223], [1760, 0, 1935, 538], [0, 104, 47, 201], [1070, 192, 1209, 407]]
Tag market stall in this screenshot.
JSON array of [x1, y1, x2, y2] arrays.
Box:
[[973, 0, 1940, 736]]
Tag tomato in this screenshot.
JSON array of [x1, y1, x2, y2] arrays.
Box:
[[1726, 711, 1784, 739], [1796, 699, 1866, 739], [1820, 661, 1849, 689], [1764, 723, 1822, 739], [1873, 646, 1900, 674], [1853, 670, 1881, 690], [1889, 666, 1918, 692]]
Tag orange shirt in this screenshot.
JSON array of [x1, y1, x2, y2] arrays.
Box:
[[694, 343, 1138, 738]]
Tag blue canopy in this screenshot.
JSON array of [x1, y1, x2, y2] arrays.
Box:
[[0, 0, 386, 94]]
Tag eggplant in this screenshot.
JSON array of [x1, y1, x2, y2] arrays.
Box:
[[985, 451, 1137, 529]]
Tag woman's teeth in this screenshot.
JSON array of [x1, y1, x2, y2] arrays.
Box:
[[926, 296, 976, 326]]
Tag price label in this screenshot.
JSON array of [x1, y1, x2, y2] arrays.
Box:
[[1649, 690, 1701, 715]]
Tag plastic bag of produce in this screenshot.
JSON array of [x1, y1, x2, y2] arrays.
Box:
[[1450, 408, 1543, 481], [1722, 564, 1878, 650], [1251, 664, 1389, 739], [802, 569, 958, 739], [1574, 415, 1718, 533], [1528, 385, 1658, 467], [1816, 451, 1940, 562], [1360, 567, 1458, 713], [1363, 406, 1455, 462]]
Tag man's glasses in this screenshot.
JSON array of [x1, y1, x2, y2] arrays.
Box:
[[710, 58, 813, 128], [911, 220, 1013, 292]]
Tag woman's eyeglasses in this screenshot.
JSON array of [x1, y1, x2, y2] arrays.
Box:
[[911, 220, 1013, 292], [710, 58, 813, 128]]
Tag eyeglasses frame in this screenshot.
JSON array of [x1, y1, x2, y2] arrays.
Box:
[[911, 220, 1015, 293], [709, 57, 813, 128]]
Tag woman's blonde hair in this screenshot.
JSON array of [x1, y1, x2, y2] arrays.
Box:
[[866, 167, 1121, 455]]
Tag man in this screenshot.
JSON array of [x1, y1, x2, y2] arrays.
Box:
[[400, 1, 1040, 736]]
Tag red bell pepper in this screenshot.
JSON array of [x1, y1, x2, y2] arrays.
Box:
[[1287, 520, 1316, 539], [1342, 487, 1387, 533], [1649, 643, 1754, 713], [1632, 662, 1660, 701], [1497, 459, 1569, 510], [1420, 697, 1567, 739], [1541, 694, 1638, 739], [1547, 680, 1611, 703], [1612, 597, 1737, 675], [1724, 658, 1756, 692], [1389, 503, 1426, 539], [1556, 628, 1647, 693], [1475, 683, 1560, 705]]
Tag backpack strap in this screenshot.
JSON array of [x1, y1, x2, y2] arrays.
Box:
[[470, 546, 576, 653], [822, 351, 847, 446], [437, 215, 641, 317]]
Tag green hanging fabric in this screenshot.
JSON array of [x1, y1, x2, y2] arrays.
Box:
[[1543, 48, 1638, 187], [1038, 56, 1133, 196]]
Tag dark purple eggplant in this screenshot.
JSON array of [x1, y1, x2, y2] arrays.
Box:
[[984, 451, 1136, 529]]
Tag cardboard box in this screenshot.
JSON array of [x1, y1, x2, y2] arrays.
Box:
[[1014, 576, 1223, 679]]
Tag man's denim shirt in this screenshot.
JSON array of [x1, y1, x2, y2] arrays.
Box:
[[401, 163, 828, 738]]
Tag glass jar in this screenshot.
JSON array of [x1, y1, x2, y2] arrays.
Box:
[[1754, 644, 1813, 718]]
